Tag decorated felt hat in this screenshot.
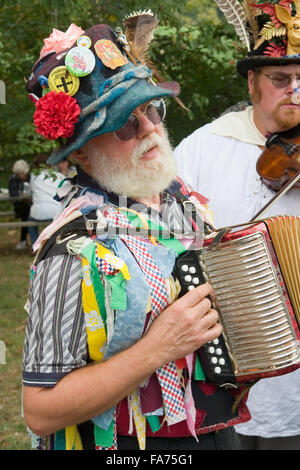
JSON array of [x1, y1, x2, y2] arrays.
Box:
[[214, 1, 300, 78], [26, 11, 180, 165]]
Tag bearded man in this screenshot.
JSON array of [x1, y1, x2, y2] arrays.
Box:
[[22, 18, 250, 451], [174, 1, 300, 451]]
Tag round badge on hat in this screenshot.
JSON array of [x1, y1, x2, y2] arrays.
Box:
[[94, 39, 128, 70], [48, 66, 80, 96], [77, 35, 92, 48], [65, 46, 96, 77]]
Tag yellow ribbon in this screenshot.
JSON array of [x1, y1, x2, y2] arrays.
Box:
[[82, 257, 106, 362], [130, 390, 146, 450], [65, 425, 83, 450]]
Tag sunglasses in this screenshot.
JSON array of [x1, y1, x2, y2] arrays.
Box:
[[114, 99, 166, 141], [259, 71, 300, 89]]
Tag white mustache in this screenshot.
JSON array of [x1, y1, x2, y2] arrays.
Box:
[[131, 134, 164, 162]]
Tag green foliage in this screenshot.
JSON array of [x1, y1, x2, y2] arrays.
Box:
[[0, 0, 249, 164], [0, 229, 33, 450], [16, 123, 56, 156], [174, 0, 221, 25], [151, 21, 248, 145]]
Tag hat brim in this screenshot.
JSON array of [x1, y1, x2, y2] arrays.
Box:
[[48, 78, 176, 165], [237, 55, 300, 78]]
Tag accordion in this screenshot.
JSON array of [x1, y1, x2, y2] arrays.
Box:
[[175, 216, 300, 384]]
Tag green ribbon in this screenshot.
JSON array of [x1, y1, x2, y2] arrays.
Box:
[[94, 421, 114, 448], [123, 211, 187, 254], [81, 241, 107, 334], [195, 355, 206, 381], [54, 429, 66, 450], [107, 272, 127, 310], [146, 415, 161, 433]]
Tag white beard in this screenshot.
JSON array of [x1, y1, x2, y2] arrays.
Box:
[[86, 126, 177, 199]]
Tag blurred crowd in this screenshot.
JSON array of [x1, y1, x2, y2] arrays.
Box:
[[8, 156, 75, 250]]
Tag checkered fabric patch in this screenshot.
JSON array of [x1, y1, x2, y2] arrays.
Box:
[[105, 209, 186, 426], [95, 253, 117, 276]]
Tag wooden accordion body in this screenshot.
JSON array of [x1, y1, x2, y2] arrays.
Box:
[[176, 216, 300, 384]]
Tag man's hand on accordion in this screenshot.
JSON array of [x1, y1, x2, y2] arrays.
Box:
[[143, 283, 222, 366]]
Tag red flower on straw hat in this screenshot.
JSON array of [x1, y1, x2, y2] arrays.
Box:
[[33, 91, 81, 140]]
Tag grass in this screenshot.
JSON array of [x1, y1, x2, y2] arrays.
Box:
[[0, 228, 33, 450]]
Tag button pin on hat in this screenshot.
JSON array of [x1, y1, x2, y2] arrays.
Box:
[[94, 39, 128, 69], [77, 35, 92, 48], [65, 46, 96, 77], [48, 66, 80, 96]]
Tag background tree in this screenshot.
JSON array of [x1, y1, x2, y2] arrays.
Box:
[[0, 0, 249, 184]]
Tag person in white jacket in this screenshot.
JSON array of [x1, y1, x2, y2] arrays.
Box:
[[28, 156, 64, 246]]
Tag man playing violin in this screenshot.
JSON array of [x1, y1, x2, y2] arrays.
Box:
[[174, 0, 300, 451]]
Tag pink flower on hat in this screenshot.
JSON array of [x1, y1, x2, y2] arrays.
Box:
[[40, 23, 85, 58], [33, 91, 81, 140]]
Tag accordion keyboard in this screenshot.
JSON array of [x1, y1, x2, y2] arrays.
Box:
[[175, 250, 235, 383]]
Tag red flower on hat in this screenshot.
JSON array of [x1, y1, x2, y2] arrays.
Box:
[[33, 91, 81, 140], [264, 40, 287, 57]]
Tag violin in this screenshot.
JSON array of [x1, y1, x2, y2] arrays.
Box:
[[256, 125, 300, 191]]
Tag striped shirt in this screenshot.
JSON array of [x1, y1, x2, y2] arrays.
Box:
[[23, 254, 88, 387]]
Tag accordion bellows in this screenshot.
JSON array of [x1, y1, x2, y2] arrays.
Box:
[[176, 216, 300, 384], [266, 216, 300, 318]]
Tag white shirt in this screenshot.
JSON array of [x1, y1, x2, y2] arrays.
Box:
[[174, 109, 300, 438], [29, 170, 63, 220]]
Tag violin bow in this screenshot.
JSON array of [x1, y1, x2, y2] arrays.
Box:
[[251, 168, 300, 221]]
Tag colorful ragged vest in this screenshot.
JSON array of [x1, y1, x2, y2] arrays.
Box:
[[30, 177, 250, 450]]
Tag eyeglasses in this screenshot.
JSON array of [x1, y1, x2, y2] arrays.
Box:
[[259, 71, 300, 89], [114, 99, 166, 141]]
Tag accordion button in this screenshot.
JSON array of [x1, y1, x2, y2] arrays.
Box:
[[219, 358, 225, 365], [189, 267, 196, 274], [208, 346, 215, 354], [187, 285, 195, 291], [181, 265, 189, 272], [184, 275, 192, 282], [212, 339, 219, 345], [211, 357, 218, 364], [192, 277, 200, 284], [214, 367, 221, 374], [216, 348, 222, 355]]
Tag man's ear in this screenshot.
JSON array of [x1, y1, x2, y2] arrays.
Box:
[[69, 148, 92, 174], [248, 69, 254, 95], [70, 148, 88, 164]]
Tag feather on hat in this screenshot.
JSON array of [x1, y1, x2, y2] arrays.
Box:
[[213, 1, 300, 77]]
